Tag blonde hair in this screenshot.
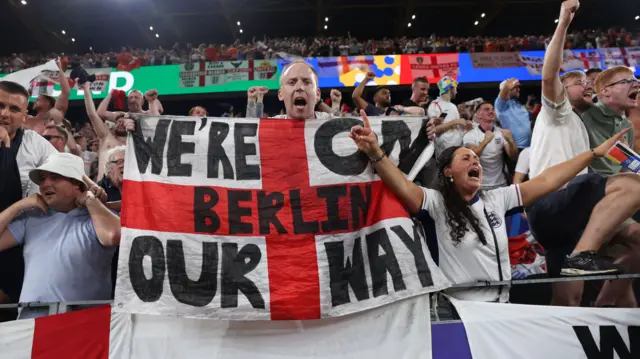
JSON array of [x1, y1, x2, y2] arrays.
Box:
[[279, 61, 319, 87], [559, 70, 585, 85], [594, 66, 634, 93]]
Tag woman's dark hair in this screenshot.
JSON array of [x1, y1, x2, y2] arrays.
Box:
[[436, 146, 487, 246]]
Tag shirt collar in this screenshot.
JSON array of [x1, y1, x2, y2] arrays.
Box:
[[595, 101, 626, 119], [477, 123, 495, 133], [48, 207, 89, 217], [469, 194, 480, 205]]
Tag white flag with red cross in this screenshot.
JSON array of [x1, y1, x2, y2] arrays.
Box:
[[114, 115, 450, 321]]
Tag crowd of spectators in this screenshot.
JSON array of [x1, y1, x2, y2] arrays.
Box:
[[1, 27, 638, 74], [0, 0, 639, 323]]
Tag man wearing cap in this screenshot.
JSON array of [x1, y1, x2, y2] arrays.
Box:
[[495, 78, 532, 150], [0, 152, 120, 319], [428, 76, 472, 157]]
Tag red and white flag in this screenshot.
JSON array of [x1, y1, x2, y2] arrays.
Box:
[[406, 54, 459, 83], [561, 50, 602, 71], [1, 298, 434, 359], [115, 116, 449, 321]]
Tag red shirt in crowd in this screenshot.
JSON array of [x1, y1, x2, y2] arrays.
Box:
[[206, 47, 219, 61]]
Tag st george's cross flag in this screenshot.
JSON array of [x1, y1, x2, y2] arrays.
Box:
[[113, 115, 449, 321]]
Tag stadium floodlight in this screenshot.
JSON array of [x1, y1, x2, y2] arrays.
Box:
[[412, 14, 416, 20], [324, 25, 328, 30], [61, 30, 66, 35], [554, 18, 559, 23], [240, 29, 243, 33], [89, 47, 93, 51], [71, 38, 75, 42], [481, 13, 485, 18], [474, 21, 479, 26], [237, 21, 241, 26], [149, 26, 153, 31], [325, 17, 329, 22], [635, 15, 639, 20], [155, 33, 159, 38], [408, 23, 412, 28], [21, 0, 27, 5]]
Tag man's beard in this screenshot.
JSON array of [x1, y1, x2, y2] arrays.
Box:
[[115, 129, 127, 137]]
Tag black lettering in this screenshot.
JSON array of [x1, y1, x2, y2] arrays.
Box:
[[207, 122, 234, 179], [317, 186, 349, 232], [198, 117, 208, 131], [391, 225, 433, 287], [258, 191, 287, 235], [166, 240, 218, 307], [228, 190, 253, 234], [133, 118, 171, 175], [380, 120, 411, 157], [194, 187, 221, 233], [290, 189, 319, 234], [167, 120, 196, 177], [366, 228, 406, 297], [234, 123, 260, 180], [325, 238, 370, 307], [128, 236, 165, 302], [396, 118, 432, 174], [350, 185, 371, 230], [574, 325, 640, 359], [221, 243, 265, 309], [314, 118, 369, 176]]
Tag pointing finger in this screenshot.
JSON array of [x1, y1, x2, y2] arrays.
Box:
[[360, 109, 371, 129]]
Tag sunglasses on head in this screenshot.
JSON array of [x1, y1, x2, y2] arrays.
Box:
[[43, 135, 64, 141]]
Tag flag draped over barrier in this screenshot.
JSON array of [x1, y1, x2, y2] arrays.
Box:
[[451, 298, 640, 359], [114, 116, 450, 321]]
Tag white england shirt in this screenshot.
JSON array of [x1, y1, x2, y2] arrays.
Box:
[[427, 97, 462, 157], [463, 125, 507, 189], [529, 92, 589, 179], [420, 184, 523, 302], [16, 129, 57, 198]]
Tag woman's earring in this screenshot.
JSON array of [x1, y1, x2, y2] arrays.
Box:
[[449, 177, 454, 183]]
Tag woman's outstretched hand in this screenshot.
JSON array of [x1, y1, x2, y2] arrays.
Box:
[[349, 109, 382, 159]]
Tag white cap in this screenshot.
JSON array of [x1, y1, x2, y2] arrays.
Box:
[[29, 153, 87, 191]]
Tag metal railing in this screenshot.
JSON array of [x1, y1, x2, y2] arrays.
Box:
[[1, 274, 639, 322]]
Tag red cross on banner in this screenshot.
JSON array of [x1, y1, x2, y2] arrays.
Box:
[[116, 116, 449, 320]]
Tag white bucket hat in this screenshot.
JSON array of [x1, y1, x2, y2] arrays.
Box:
[[29, 152, 87, 191]]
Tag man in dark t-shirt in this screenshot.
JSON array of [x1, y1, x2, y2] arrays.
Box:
[[352, 71, 390, 116]]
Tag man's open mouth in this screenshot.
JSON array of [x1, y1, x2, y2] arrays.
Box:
[[43, 190, 55, 196], [629, 90, 638, 100], [293, 97, 307, 107], [583, 90, 593, 98]]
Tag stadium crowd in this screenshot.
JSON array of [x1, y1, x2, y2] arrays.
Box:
[[1, 0, 640, 322], [1, 26, 638, 74]]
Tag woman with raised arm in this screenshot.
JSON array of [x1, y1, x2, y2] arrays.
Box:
[[350, 109, 630, 303]]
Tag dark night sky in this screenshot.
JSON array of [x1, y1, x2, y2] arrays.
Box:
[[1, 0, 638, 55]]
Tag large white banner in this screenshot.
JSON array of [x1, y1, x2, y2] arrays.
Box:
[[114, 116, 449, 320], [451, 298, 640, 359], [179, 60, 278, 88]]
